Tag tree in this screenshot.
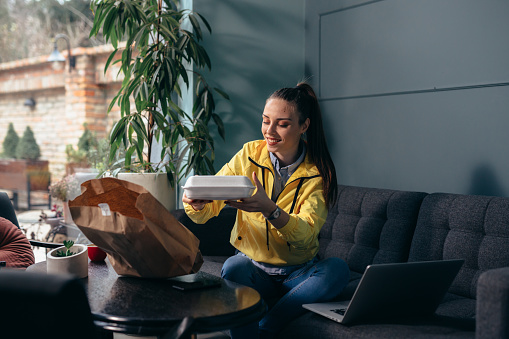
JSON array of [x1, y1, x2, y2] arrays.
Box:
[[2, 123, 19, 158], [77, 124, 98, 153], [0, 0, 100, 63], [16, 126, 41, 160]]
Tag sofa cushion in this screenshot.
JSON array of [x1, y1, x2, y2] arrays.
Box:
[[171, 207, 237, 257], [409, 193, 509, 323], [319, 186, 427, 275], [199, 256, 229, 277], [409, 194, 509, 300], [279, 311, 474, 339]]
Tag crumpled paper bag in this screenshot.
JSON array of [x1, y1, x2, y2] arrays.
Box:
[[69, 177, 203, 278]]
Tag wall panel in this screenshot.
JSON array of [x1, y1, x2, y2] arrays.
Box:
[[319, 0, 509, 99], [307, 0, 509, 196]]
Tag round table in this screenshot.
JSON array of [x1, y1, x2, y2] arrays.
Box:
[[28, 259, 266, 337]]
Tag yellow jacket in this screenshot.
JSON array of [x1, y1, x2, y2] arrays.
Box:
[[184, 140, 328, 266]]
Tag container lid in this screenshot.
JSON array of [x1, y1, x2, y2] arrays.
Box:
[[182, 175, 254, 189]]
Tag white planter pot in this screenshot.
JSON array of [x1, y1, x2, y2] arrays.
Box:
[[47, 244, 88, 278], [62, 201, 74, 225], [75, 170, 100, 186], [118, 172, 176, 212]]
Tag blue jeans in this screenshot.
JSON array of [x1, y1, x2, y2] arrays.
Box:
[[221, 254, 350, 339]]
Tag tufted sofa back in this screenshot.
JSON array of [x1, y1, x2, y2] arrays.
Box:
[[318, 185, 427, 280], [408, 193, 509, 300]]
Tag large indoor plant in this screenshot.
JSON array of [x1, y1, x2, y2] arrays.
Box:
[[89, 0, 227, 192]]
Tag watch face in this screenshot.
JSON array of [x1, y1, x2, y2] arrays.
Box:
[[269, 206, 281, 220]]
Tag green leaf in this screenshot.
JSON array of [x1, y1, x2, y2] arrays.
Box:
[[103, 7, 119, 42], [188, 14, 203, 41], [124, 0, 141, 23], [110, 119, 127, 144], [134, 140, 144, 167], [195, 12, 212, 33], [131, 119, 148, 143], [205, 156, 215, 174], [197, 44, 211, 70], [89, 3, 107, 37], [109, 143, 119, 166], [125, 146, 135, 167], [212, 113, 225, 140], [214, 87, 230, 100], [107, 92, 121, 114], [110, 24, 119, 49], [104, 49, 119, 74]]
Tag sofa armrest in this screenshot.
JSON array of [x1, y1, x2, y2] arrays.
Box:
[[476, 267, 509, 339], [171, 207, 237, 257]]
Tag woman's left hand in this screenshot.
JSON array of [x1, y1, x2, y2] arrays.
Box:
[[225, 172, 276, 218]]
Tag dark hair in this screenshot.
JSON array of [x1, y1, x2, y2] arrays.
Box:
[[269, 82, 338, 207]]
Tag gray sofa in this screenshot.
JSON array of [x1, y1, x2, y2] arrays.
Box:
[[172, 185, 509, 338]]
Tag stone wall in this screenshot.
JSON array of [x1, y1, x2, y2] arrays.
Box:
[[0, 44, 123, 181]]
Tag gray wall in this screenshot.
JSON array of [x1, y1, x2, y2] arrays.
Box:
[[306, 0, 509, 196], [193, 0, 306, 169], [194, 0, 509, 197]]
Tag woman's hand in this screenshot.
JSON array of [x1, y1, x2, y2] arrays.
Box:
[[225, 172, 276, 218], [182, 193, 212, 211]]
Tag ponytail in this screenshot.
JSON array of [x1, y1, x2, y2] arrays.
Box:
[[269, 83, 338, 207]]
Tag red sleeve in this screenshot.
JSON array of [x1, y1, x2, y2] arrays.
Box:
[[0, 217, 35, 269]]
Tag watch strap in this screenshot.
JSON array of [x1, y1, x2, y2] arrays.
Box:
[[267, 206, 281, 220]]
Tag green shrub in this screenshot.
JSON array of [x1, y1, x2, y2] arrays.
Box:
[[66, 124, 98, 163], [89, 137, 126, 173], [77, 124, 98, 153], [16, 126, 41, 160], [2, 123, 19, 158]]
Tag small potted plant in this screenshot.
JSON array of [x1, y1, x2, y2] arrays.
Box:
[[47, 240, 88, 278]]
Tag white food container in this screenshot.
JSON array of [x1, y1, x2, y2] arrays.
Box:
[[182, 175, 255, 200]]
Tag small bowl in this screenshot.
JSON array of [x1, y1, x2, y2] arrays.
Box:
[[87, 244, 107, 262]]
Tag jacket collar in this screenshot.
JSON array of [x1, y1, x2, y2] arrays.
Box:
[[254, 140, 320, 179]]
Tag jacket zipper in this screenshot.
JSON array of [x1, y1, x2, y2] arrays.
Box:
[[248, 157, 320, 251]]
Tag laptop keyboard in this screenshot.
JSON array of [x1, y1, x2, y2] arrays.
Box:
[[331, 308, 347, 315]]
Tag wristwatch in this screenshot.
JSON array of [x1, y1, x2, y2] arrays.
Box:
[[267, 206, 282, 220]]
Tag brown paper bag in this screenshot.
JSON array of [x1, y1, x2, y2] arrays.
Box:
[[68, 177, 203, 278]]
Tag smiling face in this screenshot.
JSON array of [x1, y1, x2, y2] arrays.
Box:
[[261, 98, 310, 167]]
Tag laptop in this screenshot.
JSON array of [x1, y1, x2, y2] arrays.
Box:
[[302, 259, 464, 325]]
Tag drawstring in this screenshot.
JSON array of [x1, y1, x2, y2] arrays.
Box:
[[286, 178, 305, 252], [249, 157, 272, 251], [289, 179, 305, 214], [262, 169, 270, 251], [247, 157, 317, 252], [266, 220, 270, 251]]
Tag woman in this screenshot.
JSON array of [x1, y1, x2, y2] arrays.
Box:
[[183, 82, 350, 338]]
